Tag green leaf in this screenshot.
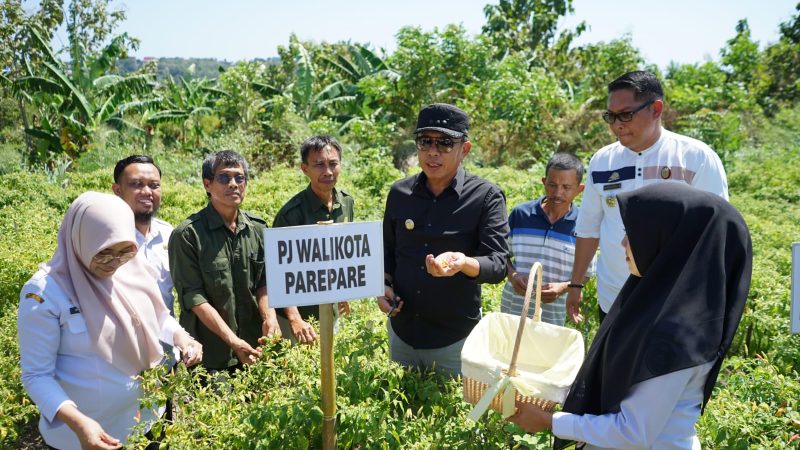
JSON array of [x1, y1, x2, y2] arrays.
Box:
[[26, 24, 62, 68], [92, 74, 125, 91], [293, 41, 316, 118], [23, 128, 60, 147], [251, 82, 282, 97], [14, 76, 66, 95], [147, 109, 190, 124], [40, 62, 94, 120]]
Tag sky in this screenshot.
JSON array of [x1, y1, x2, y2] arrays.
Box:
[[53, 0, 799, 70]]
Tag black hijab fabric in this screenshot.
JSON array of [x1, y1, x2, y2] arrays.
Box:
[[554, 183, 752, 449]]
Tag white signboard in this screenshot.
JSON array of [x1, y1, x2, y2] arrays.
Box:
[[264, 221, 384, 309], [792, 243, 800, 334]]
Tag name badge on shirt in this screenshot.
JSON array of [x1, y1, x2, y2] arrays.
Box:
[[603, 182, 622, 191], [69, 306, 81, 315]]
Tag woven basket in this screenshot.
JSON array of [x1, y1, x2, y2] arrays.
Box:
[[462, 262, 584, 417]]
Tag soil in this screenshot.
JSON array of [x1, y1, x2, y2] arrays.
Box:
[[9, 419, 47, 450]]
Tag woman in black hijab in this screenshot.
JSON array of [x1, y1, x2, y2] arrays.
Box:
[[508, 183, 752, 449]]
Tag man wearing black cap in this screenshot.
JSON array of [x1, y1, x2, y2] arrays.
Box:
[[378, 103, 509, 377]]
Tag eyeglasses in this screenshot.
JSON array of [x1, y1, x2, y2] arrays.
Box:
[[215, 174, 247, 185], [415, 136, 464, 153], [92, 248, 137, 266], [602, 100, 654, 124]]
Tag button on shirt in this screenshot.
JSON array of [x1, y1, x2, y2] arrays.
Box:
[[500, 197, 594, 326], [383, 167, 509, 349], [169, 204, 267, 370], [576, 129, 728, 312], [273, 185, 354, 320], [136, 217, 175, 314]]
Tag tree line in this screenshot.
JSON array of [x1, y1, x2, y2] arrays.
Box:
[[1, 0, 798, 170]]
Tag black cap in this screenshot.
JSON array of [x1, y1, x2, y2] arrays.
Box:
[[415, 103, 469, 139]]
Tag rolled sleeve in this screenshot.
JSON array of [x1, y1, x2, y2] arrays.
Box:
[[17, 296, 73, 423], [168, 228, 209, 310], [472, 188, 509, 284]]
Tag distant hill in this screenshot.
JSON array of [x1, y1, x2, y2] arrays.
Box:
[[117, 57, 280, 79]]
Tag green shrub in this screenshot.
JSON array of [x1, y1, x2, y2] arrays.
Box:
[[0, 143, 23, 175], [673, 110, 747, 164], [1, 137, 799, 448], [0, 305, 36, 444], [698, 356, 800, 449]]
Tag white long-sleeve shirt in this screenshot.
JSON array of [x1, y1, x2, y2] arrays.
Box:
[[552, 361, 714, 450], [136, 217, 175, 314], [575, 129, 728, 312], [18, 269, 181, 450]]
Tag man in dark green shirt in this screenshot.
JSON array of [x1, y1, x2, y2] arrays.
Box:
[[273, 135, 354, 344], [170, 150, 282, 371]]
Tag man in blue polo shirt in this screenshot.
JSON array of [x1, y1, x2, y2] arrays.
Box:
[[501, 153, 593, 326]]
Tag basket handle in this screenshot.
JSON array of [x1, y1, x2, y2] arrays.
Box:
[[507, 261, 543, 378]]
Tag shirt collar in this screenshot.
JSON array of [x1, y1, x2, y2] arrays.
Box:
[[204, 202, 248, 232], [412, 166, 466, 197], [136, 220, 167, 246], [627, 127, 666, 155], [303, 184, 340, 213], [535, 195, 579, 222]]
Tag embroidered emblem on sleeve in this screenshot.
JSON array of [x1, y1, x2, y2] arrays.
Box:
[[25, 293, 45, 303]]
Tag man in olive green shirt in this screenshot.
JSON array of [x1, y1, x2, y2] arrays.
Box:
[[170, 150, 282, 371], [273, 135, 354, 343]]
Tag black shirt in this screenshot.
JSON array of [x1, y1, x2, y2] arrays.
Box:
[[383, 167, 509, 348]]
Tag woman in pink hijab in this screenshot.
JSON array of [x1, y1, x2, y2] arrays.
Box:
[[18, 192, 203, 450]]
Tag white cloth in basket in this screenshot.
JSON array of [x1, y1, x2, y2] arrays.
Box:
[[462, 312, 584, 405]]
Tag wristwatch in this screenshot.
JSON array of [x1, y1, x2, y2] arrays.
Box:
[[567, 283, 584, 289]]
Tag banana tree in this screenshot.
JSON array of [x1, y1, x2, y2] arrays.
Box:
[[146, 75, 229, 146], [317, 43, 400, 130], [12, 24, 156, 164], [252, 41, 399, 132]]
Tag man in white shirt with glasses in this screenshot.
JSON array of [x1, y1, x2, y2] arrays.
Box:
[[566, 70, 728, 324]]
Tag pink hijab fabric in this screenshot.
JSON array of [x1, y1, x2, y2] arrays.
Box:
[[41, 192, 167, 376]]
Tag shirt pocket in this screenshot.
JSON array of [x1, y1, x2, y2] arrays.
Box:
[[203, 257, 233, 308], [249, 253, 264, 291], [61, 313, 91, 354], [66, 314, 87, 334]]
